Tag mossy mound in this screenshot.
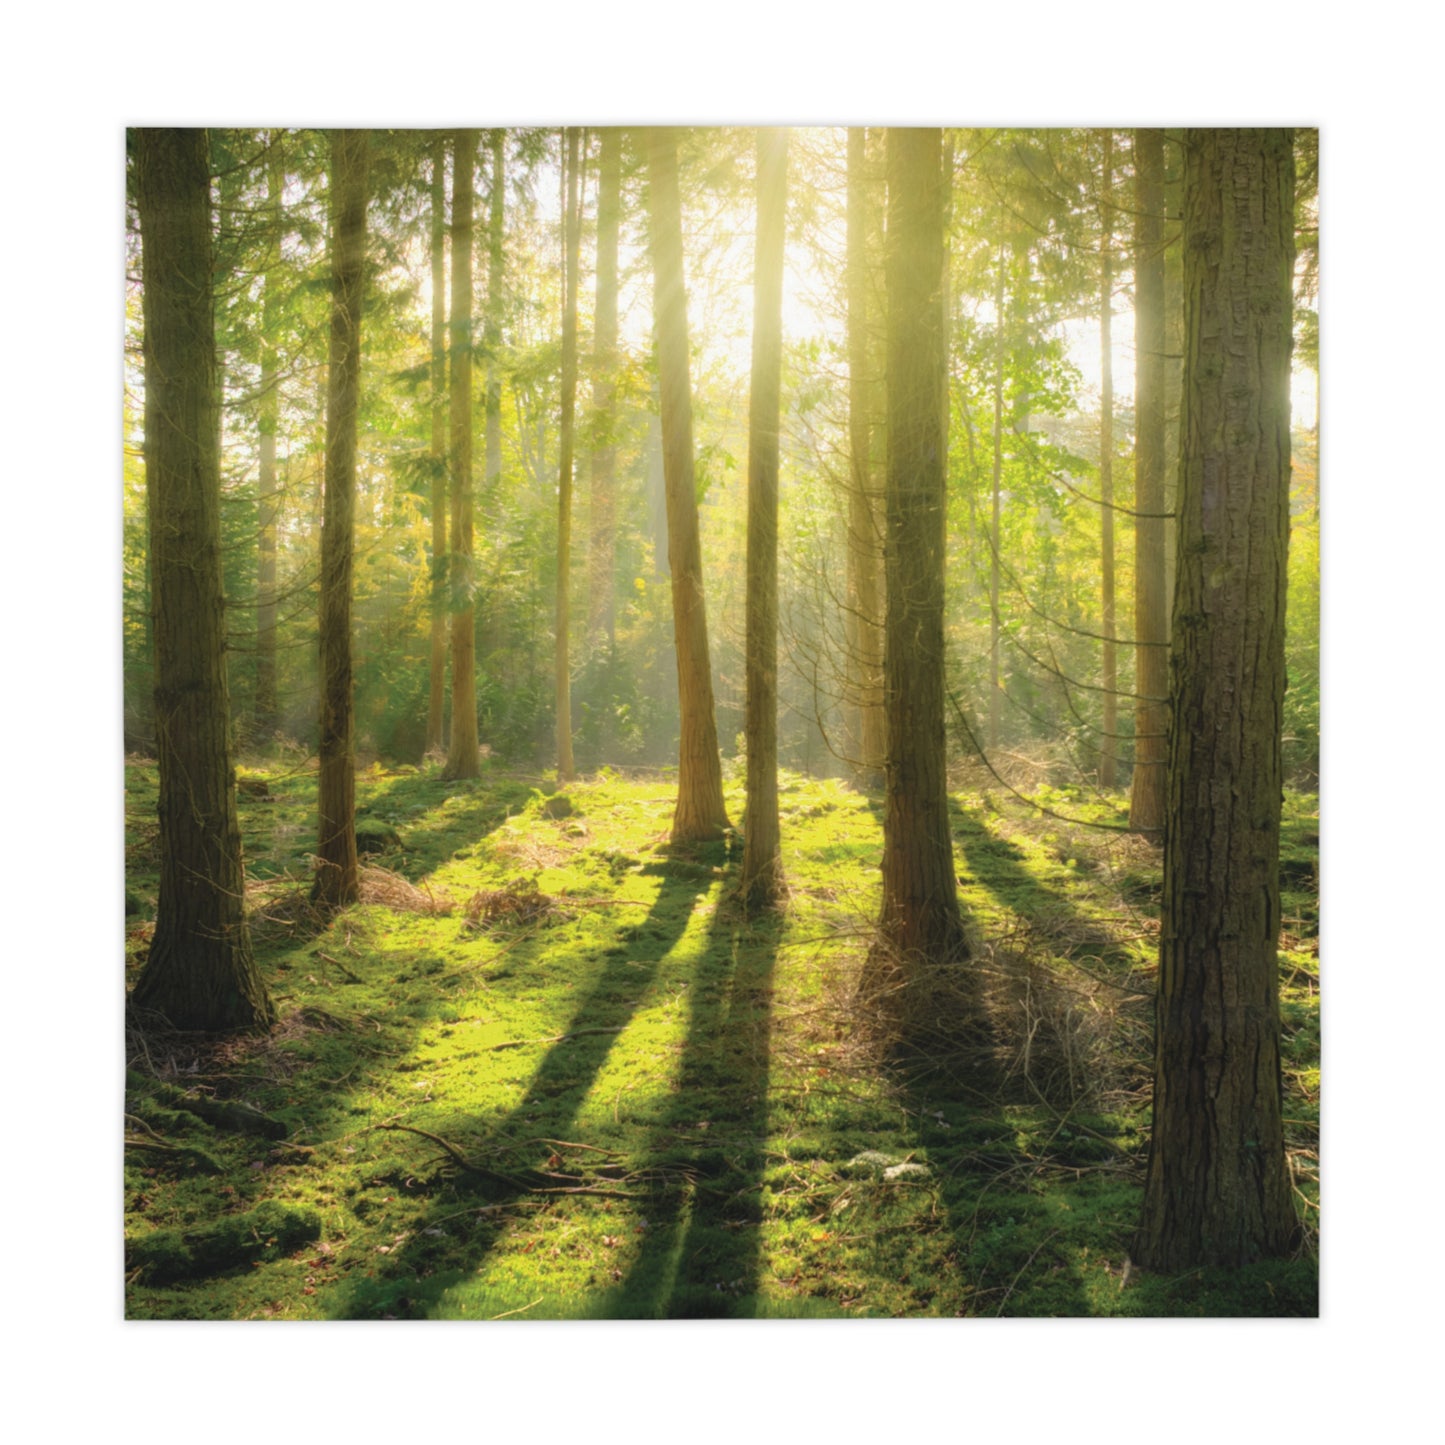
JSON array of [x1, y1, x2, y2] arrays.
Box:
[[128, 1202, 321, 1283], [356, 817, 401, 855]]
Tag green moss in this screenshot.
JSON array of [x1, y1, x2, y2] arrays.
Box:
[[124, 764, 1318, 1320]]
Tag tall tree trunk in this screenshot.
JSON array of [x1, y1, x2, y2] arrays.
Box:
[[484, 131, 504, 517], [130, 127, 273, 1032], [443, 129, 481, 780], [425, 134, 448, 757], [555, 127, 581, 782], [588, 128, 621, 649], [873, 127, 967, 972], [1135, 128, 1297, 1271], [644, 127, 730, 842], [1097, 129, 1118, 790], [989, 245, 1005, 754], [740, 127, 789, 907], [312, 128, 369, 908], [254, 135, 282, 742], [1163, 131, 1184, 637], [1129, 128, 1168, 834], [846, 128, 885, 787]]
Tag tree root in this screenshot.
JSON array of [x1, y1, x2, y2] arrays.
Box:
[[373, 1123, 639, 1200]]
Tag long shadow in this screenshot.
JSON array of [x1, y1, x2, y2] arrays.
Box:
[[917, 796, 1140, 1315], [327, 869, 702, 1318], [949, 799, 1140, 967], [354, 771, 539, 883], [597, 901, 781, 1319]]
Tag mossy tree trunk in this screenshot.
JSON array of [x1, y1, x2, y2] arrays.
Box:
[[555, 126, 581, 783], [254, 135, 283, 742], [131, 126, 273, 1032], [645, 127, 730, 843], [846, 127, 886, 788], [1129, 127, 1168, 835], [312, 128, 369, 908], [443, 129, 481, 781], [873, 127, 967, 970], [1135, 128, 1297, 1271], [425, 133, 448, 757], [740, 127, 789, 907]]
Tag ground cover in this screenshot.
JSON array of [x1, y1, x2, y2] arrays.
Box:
[[123, 756, 1319, 1318]]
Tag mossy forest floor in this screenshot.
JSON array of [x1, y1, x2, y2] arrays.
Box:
[[123, 755, 1320, 1318]]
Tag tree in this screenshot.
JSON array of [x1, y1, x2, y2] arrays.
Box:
[[874, 127, 968, 968], [443, 129, 481, 781], [845, 127, 886, 786], [312, 128, 370, 908], [588, 128, 622, 649], [739, 127, 789, 907], [130, 126, 274, 1031], [425, 134, 448, 756], [1128, 128, 1168, 834], [645, 127, 730, 842], [1135, 128, 1298, 1271], [555, 126, 581, 783], [254, 135, 283, 741], [1096, 128, 1118, 791], [483, 130, 505, 523]]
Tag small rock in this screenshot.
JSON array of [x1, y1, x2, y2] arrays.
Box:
[[841, 1150, 898, 1177], [883, 1162, 932, 1182]]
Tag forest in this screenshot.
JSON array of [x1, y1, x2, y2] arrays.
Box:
[[121, 124, 1320, 1320]]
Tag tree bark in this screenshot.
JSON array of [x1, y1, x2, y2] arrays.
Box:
[[644, 127, 730, 842], [873, 127, 967, 970], [989, 245, 1005, 754], [443, 129, 481, 780], [254, 135, 283, 742], [740, 127, 789, 907], [1097, 129, 1117, 790], [1135, 128, 1297, 1271], [588, 127, 621, 649], [846, 128, 886, 787], [130, 127, 274, 1032], [1129, 128, 1168, 834], [312, 128, 369, 908], [425, 134, 448, 757], [555, 127, 581, 782]]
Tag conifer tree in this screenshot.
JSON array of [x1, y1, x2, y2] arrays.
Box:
[[644, 127, 730, 842], [131, 126, 274, 1031], [1136, 128, 1298, 1270]]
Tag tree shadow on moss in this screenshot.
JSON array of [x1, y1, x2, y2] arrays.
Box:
[[595, 900, 781, 1318], [325, 870, 703, 1319]]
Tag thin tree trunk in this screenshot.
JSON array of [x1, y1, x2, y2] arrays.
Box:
[[312, 128, 369, 908], [555, 127, 580, 782], [1135, 128, 1297, 1271], [644, 127, 730, 842], [1098, 129, 1117, 790], [873, 126, 967, 973], [588, 128, 621, 649], [989, 245, 1005, 753], [254, 135, 282, 742], [444, 129, 480, 780], [131, 126, 274, 1032], [484, 132, 504, 511], [1129, 128, 1168, 834], [740, 127, 789, 907], [846, 128, 885, 787], [425, 134, 448, 756]]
